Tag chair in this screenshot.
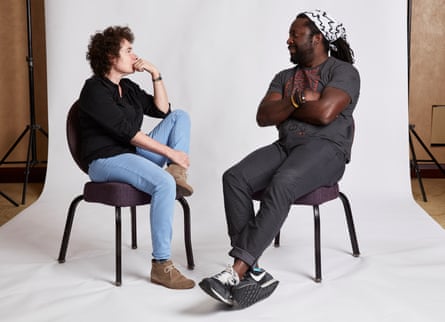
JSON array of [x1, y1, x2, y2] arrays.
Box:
[[58, 101, 194, 286], [253, 184, 360, 283]]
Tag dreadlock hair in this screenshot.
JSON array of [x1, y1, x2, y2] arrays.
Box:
[[330, 38, 355, 64], [297, 13, 355, 64], [86, 26, 134, 77]]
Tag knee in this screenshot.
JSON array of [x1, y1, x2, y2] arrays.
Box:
[[154, 173, 176, 198], [223, 166, 241, 188], [171, 109, 190, 124], [222, 167, 233, 185]]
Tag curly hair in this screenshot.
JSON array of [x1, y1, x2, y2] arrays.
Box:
[[86, 26, 134, 77], [297, 14, 355, 64]]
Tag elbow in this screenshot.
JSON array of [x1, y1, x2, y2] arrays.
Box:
[[316, 109, 339, 126], [256, 116, 275, 127], [256, 114, 269, 127], [256, 118, 266, 127], [317, 117, 332, 126]]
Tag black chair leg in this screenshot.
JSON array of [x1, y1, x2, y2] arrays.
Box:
[[130, 206, 137, 249], [313, 205, 322, 283], [177, 197, 194, 270], [58, 195, 84, 263], [338, 192, 360, 257], [115, 206, 122, 286]]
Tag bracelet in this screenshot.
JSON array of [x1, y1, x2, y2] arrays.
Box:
[[152, 74, 162, 82], [290, 92, 299, 109], [300, 90, 306, 104]]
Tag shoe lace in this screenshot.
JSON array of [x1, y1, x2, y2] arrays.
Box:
[[213, 265, 239, 286], [164, 263, 177, 274]]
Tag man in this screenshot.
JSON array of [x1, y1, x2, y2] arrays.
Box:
[[199, 10, 360, 308]]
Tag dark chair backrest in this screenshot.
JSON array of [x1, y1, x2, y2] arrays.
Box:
[[66, 101, 89, 174]]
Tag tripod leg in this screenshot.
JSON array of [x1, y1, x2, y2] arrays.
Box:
[[38, 126, 48, 138], [409, 131, 427, 202], [0, 191, 19, 207], [21, 128, 36, 204], [0, 127, 30, 164], [410, 126, 445, 176]]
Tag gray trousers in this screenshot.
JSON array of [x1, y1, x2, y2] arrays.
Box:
[[223, 138, 346, 267]]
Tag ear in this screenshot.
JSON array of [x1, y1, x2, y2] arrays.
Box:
[[312, 33, 323, 46], [108, 54, 117, 66]]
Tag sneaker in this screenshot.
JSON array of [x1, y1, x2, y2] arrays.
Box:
[[199, 265, 240, 305], [231, 267, 279, 308]]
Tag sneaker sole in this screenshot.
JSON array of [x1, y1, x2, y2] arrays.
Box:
[[232, 278, 279, 308], [199, 279, 233, 306]]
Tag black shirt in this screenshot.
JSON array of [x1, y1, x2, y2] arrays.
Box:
[[78, 75, 169, 169]]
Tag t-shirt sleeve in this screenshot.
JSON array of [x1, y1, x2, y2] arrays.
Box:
[[267, 70, 288, 96], [326, 62, 360, 105]]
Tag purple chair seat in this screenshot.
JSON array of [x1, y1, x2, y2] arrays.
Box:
[[253, 184, 359, 283], [292, 184, 339, 205], [83, 182, 152, 206]]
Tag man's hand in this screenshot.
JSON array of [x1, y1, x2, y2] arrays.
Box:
[[301, 88, 321, 102]]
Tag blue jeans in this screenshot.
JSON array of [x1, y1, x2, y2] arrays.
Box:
[[88, 110, 191, 260]]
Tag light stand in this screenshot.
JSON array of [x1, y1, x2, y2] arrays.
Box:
[[0, 0, 47, 205]]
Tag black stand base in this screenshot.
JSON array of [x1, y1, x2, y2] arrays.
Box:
[[409, 124, 445, 202], [0, 190, 19, 207], [0, 124, 48, 205]]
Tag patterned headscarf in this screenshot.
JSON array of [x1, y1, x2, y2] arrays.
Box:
[[302, 9, 347, 52]]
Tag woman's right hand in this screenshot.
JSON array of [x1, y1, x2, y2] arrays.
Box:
[[131, 132, 189, 168], [167, 149, 190, 169]]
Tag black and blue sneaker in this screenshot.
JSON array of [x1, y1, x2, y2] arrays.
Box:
[[199, 265, 240, 306], [231, 267, 279, 308]]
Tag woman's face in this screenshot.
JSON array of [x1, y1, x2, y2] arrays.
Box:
[[110, 39, 138, 75]]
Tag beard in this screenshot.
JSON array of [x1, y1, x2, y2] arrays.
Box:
[[289, 43, 315, 66]]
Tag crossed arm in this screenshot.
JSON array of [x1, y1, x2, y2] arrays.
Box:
[[256, 86, 351, 127]]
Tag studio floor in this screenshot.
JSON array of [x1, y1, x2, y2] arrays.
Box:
[[0, 178, 445, 322]]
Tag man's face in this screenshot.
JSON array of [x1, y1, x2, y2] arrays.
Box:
[[287, 18, 315, 66]]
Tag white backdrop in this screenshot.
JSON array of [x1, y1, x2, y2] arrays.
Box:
[[43, 0, 413, 208], [1, 1, 445, 321]]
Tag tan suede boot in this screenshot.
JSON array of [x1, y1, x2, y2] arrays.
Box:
[[166, 164, 194, 196], [151, 260, 195, 289]]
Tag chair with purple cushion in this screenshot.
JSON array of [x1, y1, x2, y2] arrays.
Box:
[[253, 184, 360, 282], [58, 101, 194, 286]]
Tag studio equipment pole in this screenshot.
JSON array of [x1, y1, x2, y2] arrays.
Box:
[[0, 0, 48, 204]]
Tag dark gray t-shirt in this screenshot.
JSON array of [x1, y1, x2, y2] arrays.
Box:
[[268, 57, 360, 162]]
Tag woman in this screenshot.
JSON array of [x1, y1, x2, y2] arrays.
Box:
[[78, 25, 194, 289]]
